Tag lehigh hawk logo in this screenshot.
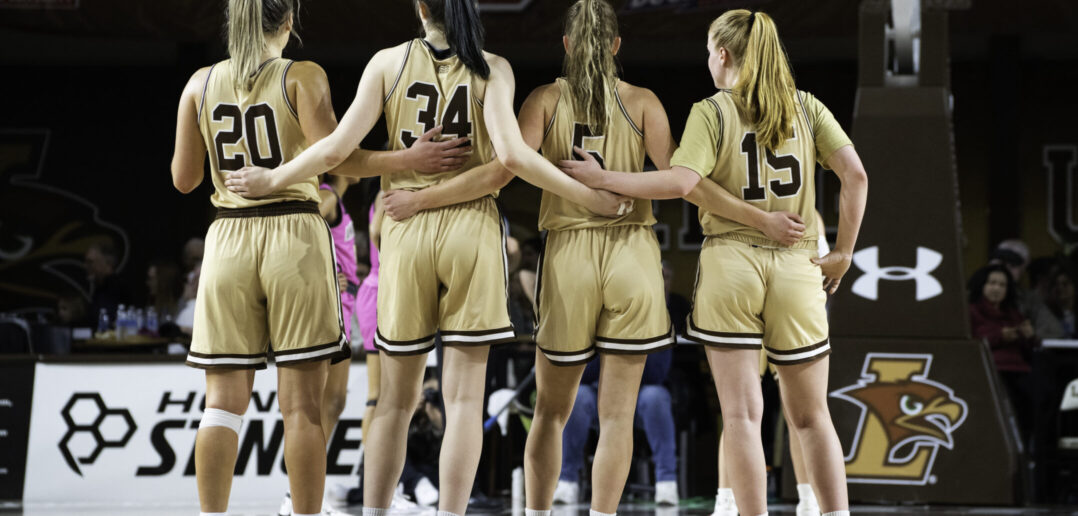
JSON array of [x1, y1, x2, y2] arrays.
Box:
[[831, 353, 967, 485]]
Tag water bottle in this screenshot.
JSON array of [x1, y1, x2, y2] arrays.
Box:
[[97, 308, 110, 335], [146, 307, 159, 336], [116, 305, 127, 340]]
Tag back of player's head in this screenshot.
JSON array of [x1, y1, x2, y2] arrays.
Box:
[[416, 0, 490, 79], [562, 0, 619, 135], [226, 0, 300, 91], [709, 9, 796, 151]]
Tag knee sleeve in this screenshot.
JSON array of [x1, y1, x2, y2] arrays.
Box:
[[199, 408, 243, 434]]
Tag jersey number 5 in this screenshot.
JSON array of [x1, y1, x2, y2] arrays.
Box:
[[572, 124, 606, 168], [400, 82, 472, 148], [740, 132, 802, 201], [213, 103, 283, 171]]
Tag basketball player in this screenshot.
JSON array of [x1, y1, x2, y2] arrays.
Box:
[[561, 10, 868, 516], [169, 2, 465, 515], [221, 1, 629, 515], [714, 214, 832, 516]]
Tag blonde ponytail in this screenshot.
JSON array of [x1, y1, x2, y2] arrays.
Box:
[[228, 0, 266, 92], [563, 0, 619, 134], [709, 10, 797, 151]]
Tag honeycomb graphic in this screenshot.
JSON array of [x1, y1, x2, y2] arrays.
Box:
[[58, 393, 137, 476]]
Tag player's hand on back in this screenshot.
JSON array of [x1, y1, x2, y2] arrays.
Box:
[[225, 167, 276, 198], [761, 211, 805, 247], [407, 125, 472, 174], [591, 189, 633, 218], [382, 189, 425, 221], [558, 147, 606, 188], [812, 251, 853, 295]]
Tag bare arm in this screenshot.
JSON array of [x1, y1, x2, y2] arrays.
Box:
[[639, 88, 677, 169], [383, 161, 514, 221], [483, 56, 625, 217], [811, 144, 868, 293], [317, 188, 338, 221], [560, 151, 702, 199], [170, 67, 210, 194]]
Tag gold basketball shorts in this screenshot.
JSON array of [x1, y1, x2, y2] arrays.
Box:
[[374, 196, 515, 355], [687, 236, 830, 366], [534, 224, 674, 366], [187, 201, 347, 369]]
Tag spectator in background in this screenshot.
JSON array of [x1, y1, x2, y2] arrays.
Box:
[[175, 265, 200, 335], [182, 237, 204, 273], [506, 233, 536, 335], [1033, 268, 1076, 339], [56, 293, 87, 327], [1025, 256, 1059, 316], [85, 241, 125, 322], [990, 239, 1031, 315], [146, 259, 182, 319], [968, 263, 1038, 439]]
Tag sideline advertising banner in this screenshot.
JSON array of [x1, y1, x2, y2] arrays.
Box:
[[23, 361, 368, 503]]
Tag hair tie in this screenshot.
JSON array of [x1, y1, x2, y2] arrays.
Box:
[[748, 10, 757, 32]]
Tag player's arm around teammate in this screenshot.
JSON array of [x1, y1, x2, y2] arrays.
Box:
[[562, 10, 867, 516]]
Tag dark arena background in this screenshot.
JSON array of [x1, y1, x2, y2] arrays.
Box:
[[2, 0, 1078, 514]]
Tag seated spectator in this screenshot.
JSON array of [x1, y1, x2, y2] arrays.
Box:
[[146, 259, 182, 320], [968, 263, 1039, 439], [85, 241, 127, 322], [56, 293, 87, 327], [1033, 268, 1076, 339], [554, 348, 679, 506], [175, 265, 200, 335]]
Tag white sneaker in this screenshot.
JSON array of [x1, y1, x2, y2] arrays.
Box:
[[278, 492, 293, 516], [321, 503, 351, 516], [796, 499, 821, 516], [655, 480, 679, 506], [710, 493, 737, 516], [391, 484, 419, 510], [552, 480, 579, 505], [414, 476, 439, 507]]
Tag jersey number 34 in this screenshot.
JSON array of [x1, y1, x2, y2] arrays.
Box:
[[400, 82, 472, 147]]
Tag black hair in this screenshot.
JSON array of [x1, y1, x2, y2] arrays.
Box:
[[967, 263, 1017, 309], [417, 0, 490, 79]]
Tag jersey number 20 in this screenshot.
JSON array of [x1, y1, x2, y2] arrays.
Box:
[[213, 103, 283, 171], [400, 82, 472, 147], [740, 131, 802, 201]]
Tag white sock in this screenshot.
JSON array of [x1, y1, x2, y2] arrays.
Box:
[[294, 513, 319, 516], [822, 512, 850, 516], [437, 511, 461, 516], [526, 510, 552, 516], [797, 483, 818, 504], [717, 487, 735, 504], [754, 513, 768, 516], [590, 510, 615, 516], [363, 507, 389, 516], [199, 513, 226, 516]]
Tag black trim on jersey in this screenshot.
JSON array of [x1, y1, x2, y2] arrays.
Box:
[[420, 38, 456, 60], [385, 40, 414, 104], [796, 90, 813, 138], [542, 103, 559, 141], [494, 200, 516, 339], [282, 59, 299, 120], [530, 231, 548, 341], [197, 62, 217, 123], [615, 84, 643, 137], [705, 97, 724, 157]]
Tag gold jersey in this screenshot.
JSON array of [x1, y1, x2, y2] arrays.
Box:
[[670, 89, 851, 248], [383, 39, 494, 193], [538, 78, 655, 231], [198, 58, 318, 209]]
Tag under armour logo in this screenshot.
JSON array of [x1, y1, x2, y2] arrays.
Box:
[[851, 246, 943, 301]]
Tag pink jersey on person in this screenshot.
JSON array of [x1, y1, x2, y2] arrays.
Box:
[[321, 183, 359, 290]]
